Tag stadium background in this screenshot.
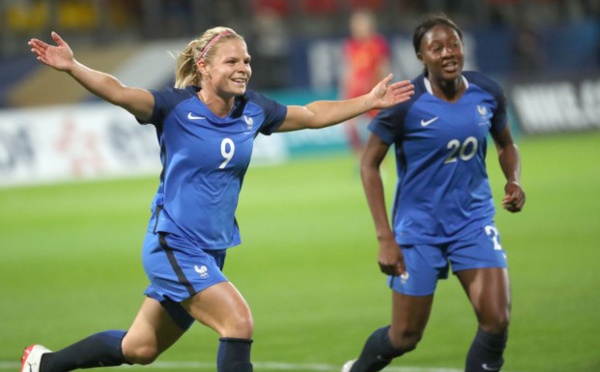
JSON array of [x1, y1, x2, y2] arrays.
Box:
[[1, 1, 599, 371]]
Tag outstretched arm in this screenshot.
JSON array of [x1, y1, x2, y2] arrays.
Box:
[[491, 124, 526, 213], [361, 134, 406, 276], [28, 32, 154, 121], [277, 74, 414, 132]]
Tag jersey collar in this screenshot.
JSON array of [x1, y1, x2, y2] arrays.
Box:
[[423, 75, 469, 95]]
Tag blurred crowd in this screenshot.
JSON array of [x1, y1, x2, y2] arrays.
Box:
[[2, 0, 598, 51], [1, 0, 598, 91]]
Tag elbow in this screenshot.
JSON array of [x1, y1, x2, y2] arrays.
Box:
[[360, 160, 379, 181]]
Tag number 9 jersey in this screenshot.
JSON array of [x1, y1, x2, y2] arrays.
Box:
[[368, 71, 508, 245], [139, 86, 287, 250]]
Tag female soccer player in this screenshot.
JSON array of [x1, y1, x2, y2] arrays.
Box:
[[23, 27, 414, 372], [342, 14, 525, 372]]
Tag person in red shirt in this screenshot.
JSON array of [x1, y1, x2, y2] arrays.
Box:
[[339, 9, 391, 159]]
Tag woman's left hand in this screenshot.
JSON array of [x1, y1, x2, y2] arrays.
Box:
[[502, 181, 525, 212]]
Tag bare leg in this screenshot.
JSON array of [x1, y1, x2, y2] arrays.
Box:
[[121, 297, 186, 365], [349, 292, 433, 372], [181, 281, 253, 338], [388, 292, 434, 350], [182, 281, 254, 372], [125, 282, 253, 371], [457, 268, 511, 372], [37, 297, 184, 372]]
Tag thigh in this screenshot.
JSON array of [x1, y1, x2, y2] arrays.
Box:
[[456, 268, 511, 332], [181, 281, 253, 339], [122, 297, 186, 359]]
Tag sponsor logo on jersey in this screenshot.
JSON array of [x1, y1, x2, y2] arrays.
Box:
[[420, 117, 439, 127], [188, 112, 206, 120]]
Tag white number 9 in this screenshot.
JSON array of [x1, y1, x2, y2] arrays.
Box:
[[219, 138, 235, 169]]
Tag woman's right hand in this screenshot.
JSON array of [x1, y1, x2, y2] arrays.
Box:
[[378, 237, 406, 276], [28, 31, 74, 72]]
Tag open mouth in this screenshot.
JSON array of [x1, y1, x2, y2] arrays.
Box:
[[232, 78, 247, 86], [442, 61, 459, 73]]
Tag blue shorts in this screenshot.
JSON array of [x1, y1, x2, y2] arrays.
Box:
[[142, 231, 228, 330], [389, 224, 508, 296]]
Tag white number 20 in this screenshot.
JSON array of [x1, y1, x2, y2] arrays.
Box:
[[219, 138, 235, 169], [444, 136, 478, 164]]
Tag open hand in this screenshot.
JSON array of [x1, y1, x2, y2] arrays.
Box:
[[28, 31, 74, 72], [369, 74, 414, 109]]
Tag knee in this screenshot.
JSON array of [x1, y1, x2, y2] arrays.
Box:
[[389, 328, 423, 353], [221, 312, 254, 339], [123, 345, 160, 365], [480, 310, 510, 335]]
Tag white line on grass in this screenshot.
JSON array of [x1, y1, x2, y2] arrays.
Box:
[[0, 360, 463, 371]]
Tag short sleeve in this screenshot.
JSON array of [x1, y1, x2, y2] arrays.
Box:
[[368, 104, 408, 145], [245, 91, 288, 135]]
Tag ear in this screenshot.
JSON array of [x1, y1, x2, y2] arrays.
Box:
[[416, 52, 424, 64], [196, 59, 208, 75]]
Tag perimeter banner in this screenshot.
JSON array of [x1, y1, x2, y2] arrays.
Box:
[[506, 73, 600, 134], [0, 102, 346, 188]]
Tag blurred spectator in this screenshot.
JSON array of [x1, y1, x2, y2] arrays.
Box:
[[162, 0, 193, 38], [512, 21, 545, 74], [350, 0, 384, 10], [302, 0, 339, 15], [339, 8, 390, 158], [248, 7, 290, 89], [252, 0, 290, 16]]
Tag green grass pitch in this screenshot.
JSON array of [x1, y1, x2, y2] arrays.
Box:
[[1, 131, 599, 372]]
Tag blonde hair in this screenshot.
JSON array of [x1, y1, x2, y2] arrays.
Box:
[[174, 27, 244, 88]]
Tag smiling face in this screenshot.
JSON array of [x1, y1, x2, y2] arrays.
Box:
[[198, 38, 252, 98], [417, 24, 464, 83]]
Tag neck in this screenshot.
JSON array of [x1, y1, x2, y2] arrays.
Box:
[[199, 89, 234, 117], [430, 76, 465, 103]]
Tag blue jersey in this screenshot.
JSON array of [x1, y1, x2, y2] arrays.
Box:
[[139, 86, 287, 250], [369, 72, 508, 244]]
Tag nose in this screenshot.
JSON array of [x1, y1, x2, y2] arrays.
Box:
[[442, 46, 454, 58], [237, 62, 250, 73]]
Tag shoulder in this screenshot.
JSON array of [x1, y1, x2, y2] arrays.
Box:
[[386, 74, 428, 115], [152, 86, 198, 106], [238, 90, 287, 131], [463, 71, 504, 96], [242, 90, 271, 102], [144, 86, 198, 126], [241, 90, 285, 110], [370, 75, 427, 137], [153, 85, 197, 97]]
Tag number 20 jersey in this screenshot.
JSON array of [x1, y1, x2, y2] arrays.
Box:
[[368, 72, 508, 245], [140, 86, 287, 250]]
